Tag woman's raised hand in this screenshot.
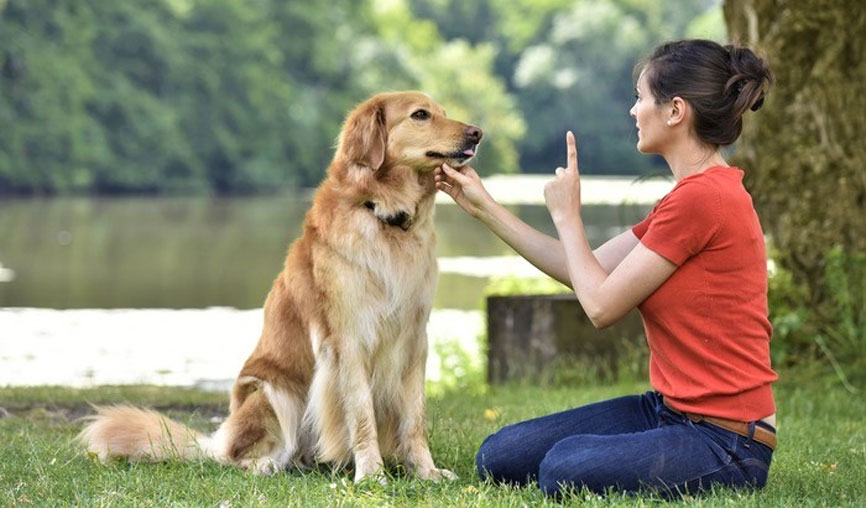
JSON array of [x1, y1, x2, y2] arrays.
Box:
[[434, 163, 494, 219], [544, 131, 582, 224]]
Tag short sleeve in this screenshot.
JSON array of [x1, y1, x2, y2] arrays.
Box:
[[632, 198, 664, 239], [631, 210, 653, 239], [638, 180, 723, 265]]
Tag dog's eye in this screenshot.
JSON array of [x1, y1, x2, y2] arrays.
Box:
[[411, 109, 430, 120]]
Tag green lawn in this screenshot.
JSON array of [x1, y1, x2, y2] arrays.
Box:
[[1, 376, 863, 506]]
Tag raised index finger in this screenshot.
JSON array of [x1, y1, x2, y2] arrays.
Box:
[[566, 131, 578, 172]]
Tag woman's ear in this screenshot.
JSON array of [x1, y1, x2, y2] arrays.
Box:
[[668, 97, 687, 127], [338, 99, 387, 170]]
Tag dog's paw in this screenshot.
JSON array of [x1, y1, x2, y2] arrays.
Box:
[[354, 468, 388, 486], [416, 467, 458, 482], [240, 457, 282, 476]]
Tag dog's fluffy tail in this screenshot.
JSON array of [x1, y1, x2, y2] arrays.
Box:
[[78, 405, 225, 463]]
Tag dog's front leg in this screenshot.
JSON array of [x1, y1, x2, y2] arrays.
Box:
[[338, 349, 385, 484], [399, 337, 457, 482]]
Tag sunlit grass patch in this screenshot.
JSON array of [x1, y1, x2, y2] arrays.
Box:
[[1, 376, 863, 506]]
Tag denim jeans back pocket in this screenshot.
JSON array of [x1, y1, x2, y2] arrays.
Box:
[[685, 455, 769, 493], [698, 421, 773, 487], [691, 421, 737, 465]]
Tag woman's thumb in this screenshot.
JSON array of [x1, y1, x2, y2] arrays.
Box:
[[442, 163, 470, 183]]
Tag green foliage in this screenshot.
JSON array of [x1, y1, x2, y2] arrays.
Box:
[[428, 336, 486, 398], [1, 0, 725, 194], [821, 248, 866, 344], [483, 274, 571, 297], [685, 5, 726, 40], [408, 0, 724, 174], [768, 247, 866, 390], [767, 256, 810, 366], [0, 0, 525, 193], [0, 0, 290, 193], [511, 0, 723, 175]]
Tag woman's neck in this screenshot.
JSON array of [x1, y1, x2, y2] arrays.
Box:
[[663, 138, 728, 182]]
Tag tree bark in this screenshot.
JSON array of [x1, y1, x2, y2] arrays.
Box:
[[724, 0, 866, 302], [486, 294, 645, 383]]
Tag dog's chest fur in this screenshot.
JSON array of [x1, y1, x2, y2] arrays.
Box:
[[347, 202, 436, 339], [309, 177, 438, 355]]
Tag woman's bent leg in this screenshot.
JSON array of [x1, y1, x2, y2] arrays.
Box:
[[476, 392, 662, 485], [537, 419, 773, 497]]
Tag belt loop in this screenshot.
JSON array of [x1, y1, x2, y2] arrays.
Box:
[[745, 421, 756, 448]]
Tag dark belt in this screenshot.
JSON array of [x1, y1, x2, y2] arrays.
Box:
[[663, 400, 777, 451]]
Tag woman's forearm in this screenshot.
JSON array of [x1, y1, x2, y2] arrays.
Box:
[[555, 216, 609, 323], [477, 200, 573, 287]]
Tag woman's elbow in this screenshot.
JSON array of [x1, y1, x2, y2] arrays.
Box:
[[586, 307, 624, 329], [579, 291, 628, 329], [587, 314, 612, 329]]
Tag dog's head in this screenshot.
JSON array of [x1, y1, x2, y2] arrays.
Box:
[[336, 91, 482, 173]]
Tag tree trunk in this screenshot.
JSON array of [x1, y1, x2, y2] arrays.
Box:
[[486, 294, 646, 383], [724, 0, 866, 305]]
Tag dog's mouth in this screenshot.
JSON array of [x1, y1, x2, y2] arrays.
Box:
[[425, 143, 478, 164]]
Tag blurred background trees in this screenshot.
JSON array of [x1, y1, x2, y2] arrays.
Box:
[[2, 0, 863, 383], [0, 0, 721, 194]]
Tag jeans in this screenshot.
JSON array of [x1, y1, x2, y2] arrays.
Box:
[[476, 391, 774, 497]]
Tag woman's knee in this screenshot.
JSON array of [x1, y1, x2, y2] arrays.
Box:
[[475, 433, 496, 479], [538, 439, 571, 496], [538, 436, 605, 496], [475, 430, 508, 481], [476, 425, 531, 484]]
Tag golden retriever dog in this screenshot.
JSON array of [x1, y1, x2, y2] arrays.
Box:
[[79, 91, 482, 483]]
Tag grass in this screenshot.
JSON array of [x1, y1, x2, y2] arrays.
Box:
[[1, 374, 864, 507]]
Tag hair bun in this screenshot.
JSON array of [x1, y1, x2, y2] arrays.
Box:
[[750, 95, 765, 112], [724, 44, 772, 115]]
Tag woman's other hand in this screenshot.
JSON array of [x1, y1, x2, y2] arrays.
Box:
[[544, 131, 582, 224], [434, 163, 494, 219]]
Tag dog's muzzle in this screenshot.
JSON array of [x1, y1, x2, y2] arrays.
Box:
[[424, 126, 483, 164]]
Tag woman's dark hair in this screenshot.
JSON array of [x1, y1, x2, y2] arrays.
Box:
[[635, 39, 772, 147]]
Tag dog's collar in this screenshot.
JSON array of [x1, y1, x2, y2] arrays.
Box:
[[364, 201, 412, 231]]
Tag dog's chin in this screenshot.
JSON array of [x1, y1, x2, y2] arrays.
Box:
[[424, 148, 477, 168], [448, 154, 476, 167]]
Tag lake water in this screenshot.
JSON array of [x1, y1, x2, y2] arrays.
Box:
[[0, 177, 665, 311], [0, 177, 669, 387]]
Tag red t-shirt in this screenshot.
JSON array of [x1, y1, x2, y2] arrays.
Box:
[[632, 166, 777, 422]]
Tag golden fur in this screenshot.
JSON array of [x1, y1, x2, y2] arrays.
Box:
[[79, 91, 482, 482]]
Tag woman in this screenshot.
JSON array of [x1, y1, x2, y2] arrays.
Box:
[[434, 39, 777, 497]]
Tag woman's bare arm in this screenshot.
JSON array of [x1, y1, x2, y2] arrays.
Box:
[[435, 164, 640, 288]]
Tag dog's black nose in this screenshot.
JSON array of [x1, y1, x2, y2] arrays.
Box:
[[464, 125, 483, 143]]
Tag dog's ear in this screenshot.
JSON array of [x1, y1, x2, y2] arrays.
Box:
[[338, 99, 386, 171]]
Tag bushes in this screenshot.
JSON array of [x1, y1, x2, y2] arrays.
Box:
[[769, 247, 866, 390]]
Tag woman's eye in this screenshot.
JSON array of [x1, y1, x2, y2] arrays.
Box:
[[411, 110, 430, 120]]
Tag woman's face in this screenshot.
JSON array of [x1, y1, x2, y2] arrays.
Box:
[[629, 72, 670, 154]]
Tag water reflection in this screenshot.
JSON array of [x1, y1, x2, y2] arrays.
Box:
[[0, 195, 650, 310]]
